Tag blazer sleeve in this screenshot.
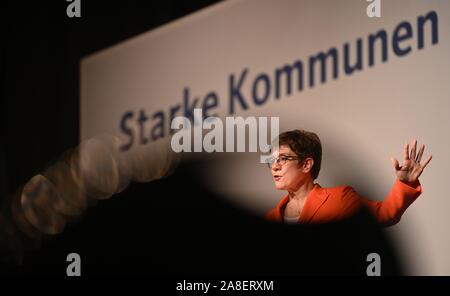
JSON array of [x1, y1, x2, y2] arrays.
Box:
[[343, 179, 422, 226]]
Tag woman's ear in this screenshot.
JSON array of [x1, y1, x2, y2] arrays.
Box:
[[302, 158, 314, 173]]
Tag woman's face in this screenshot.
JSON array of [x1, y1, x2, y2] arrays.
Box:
[[271, 145, 307, 191]]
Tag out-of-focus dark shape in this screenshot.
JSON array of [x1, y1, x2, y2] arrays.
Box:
[[0, 133, 182, 270], [11, 188, 42, 240], [1, 204, 33, 265], [125, 136, 181, 183], [43, 161, 86, 217], [74, 138, 120, 200], [20, 174, 66, 235], [106, 135, 132, 194]]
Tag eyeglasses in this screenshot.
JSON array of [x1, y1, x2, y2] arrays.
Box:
[[266, 155, 300, 168]]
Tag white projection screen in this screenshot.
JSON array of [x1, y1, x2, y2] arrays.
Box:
[[81, 0, 450, 275]]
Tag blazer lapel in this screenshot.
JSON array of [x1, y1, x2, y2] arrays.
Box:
[[275, 195, 290, 222], [299, 184, 329, 223]]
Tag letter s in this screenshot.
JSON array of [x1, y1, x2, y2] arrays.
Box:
[[120, 111, 134, 151]]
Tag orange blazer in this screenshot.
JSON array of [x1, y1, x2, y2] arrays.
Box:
[[265, 179, 422, 226]]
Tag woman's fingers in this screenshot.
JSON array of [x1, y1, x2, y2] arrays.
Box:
[[422, 154, 432, 168], [391, 157, 400, 171], [416, 144, 425, 163], [410, 139, 417, 160], [404, 143, 409, 161]]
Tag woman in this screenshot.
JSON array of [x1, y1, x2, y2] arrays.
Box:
[[265, 130, 432, 226]]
